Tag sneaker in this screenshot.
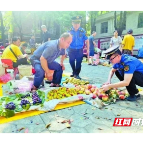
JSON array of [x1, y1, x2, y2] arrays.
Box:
[[50, 83, 61, 87], [135, 94, 141, 99], [70, 74, 74, 77], [75, 75, 81, 80], [45, 80, 52, 84], [126, 96, 136, 101]]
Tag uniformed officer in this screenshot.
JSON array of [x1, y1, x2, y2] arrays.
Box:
[[101, 45, 143, 101], [30, 32, 72, 90], [68, 16, 89, 80]]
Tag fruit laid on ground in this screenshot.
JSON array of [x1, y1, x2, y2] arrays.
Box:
[[47, 84, 128, 103], [47, 87, 78, 101], [90, 87, 95, 93], [125, 92, 129, 97], [21, 93, 30, 99], [107, 89, 119, 98], [77, 85, 98, 95], [98, 94, 103, 99], [20, 99, 31, 110], [32, 92, 42, 105], [120, 91, 125, 95], [93, 88, 99, 96], [85, 89, 91, 95], [97, 89, 105, 96], [92, 85, 97, 88], [92, 94, 97, 99], [5, 102, 16, 110], [87, 84, 92, 90], [62, 77, 89, 85], [119, 95, 125, 100], [102, 95, 109, 102]]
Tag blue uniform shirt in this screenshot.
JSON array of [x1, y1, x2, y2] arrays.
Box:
[[33, 40, 65, 63], [69, 27, 88, 49], [113, 54, 143, 76], [88, 35, 95, 50], [138, 47, 143, 58]]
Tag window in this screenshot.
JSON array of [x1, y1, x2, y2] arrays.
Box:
[[101, 22, 108, 33], [138, 13, 143, 28]]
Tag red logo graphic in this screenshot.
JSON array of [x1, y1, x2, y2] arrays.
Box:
[[113, 118, 133, 126]]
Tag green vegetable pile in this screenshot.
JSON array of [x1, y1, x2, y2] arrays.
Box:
[[0, 90, 45, 118]]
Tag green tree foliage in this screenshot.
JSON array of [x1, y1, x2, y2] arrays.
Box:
[[114, 11, 126, 36], [87, 11, 110, 35], [3, 11, 86, 40], [0, 11, 6, 45], [3, 11, 13, 31], [12, 11, 31, 40], [87, 11, 97, 35]]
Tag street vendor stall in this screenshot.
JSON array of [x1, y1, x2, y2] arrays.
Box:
[[0, 75, 131, 125]]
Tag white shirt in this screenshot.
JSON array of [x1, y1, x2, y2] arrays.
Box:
[[110, 36, 122, 47]]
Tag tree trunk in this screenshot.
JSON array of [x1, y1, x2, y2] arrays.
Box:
[[0, 11, 6, 46], [54, 22, 60, 39], [81, 12, 86, 30], [123, 11, 126, 30], [91, 12, 96, 33], [114, 11, 117, 30], [119, 11, 123, 30], [114, 11, 126, 36], [12, 12, 23, 40]]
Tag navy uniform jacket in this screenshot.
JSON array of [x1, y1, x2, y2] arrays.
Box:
[[32, 40, 65, 64], [113, 54, 143, 76], [69, 27, 88, 49], [138, 47, 143, 58]]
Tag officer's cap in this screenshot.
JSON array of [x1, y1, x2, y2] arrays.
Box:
[[71, 16, 82, 24], [103, 45, 120, 59]]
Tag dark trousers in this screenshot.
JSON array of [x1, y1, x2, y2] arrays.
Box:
[[136, 55, 143, 59], [115, 70, 143, 96], [13, 58, 28, 68], [33, 61, 63, 88], [122, 49, 132, 55], [68, 48, 83, 76]]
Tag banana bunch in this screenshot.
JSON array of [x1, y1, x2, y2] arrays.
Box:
[[62, 77, 89, 85]]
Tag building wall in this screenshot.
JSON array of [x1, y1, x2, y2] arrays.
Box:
[[95, 11, 143, 38], [94, 11, 143, 55], [123, 11, 143, 35]]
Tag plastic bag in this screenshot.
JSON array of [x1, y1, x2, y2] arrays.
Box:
[[9, 80, 33, 93]]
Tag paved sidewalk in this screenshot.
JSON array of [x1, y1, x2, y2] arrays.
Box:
[[0, 59, 143, 133]]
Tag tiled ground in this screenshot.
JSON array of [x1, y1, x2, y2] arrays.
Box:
[[0, 58, 143, 133]]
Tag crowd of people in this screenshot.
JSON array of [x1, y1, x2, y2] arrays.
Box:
[[1, 15, 143, 102]]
